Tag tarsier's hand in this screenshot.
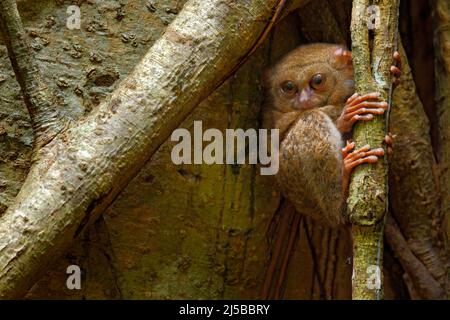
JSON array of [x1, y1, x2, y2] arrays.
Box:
[[336, 51, 402, 133], [341, 134, 394, 193], [336, 92, 388, 133]]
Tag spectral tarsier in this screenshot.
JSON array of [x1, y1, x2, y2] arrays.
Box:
[[263, 43, 401, 227]]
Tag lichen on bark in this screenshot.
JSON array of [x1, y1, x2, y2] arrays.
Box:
[[348, 0, 400, 299]]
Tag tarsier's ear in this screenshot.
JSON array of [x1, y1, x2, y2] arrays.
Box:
[[331, 46, 352, 70], [260, 66, 273, 89]]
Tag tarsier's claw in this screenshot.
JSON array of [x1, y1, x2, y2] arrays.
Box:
[[346, 92, 380, 105]]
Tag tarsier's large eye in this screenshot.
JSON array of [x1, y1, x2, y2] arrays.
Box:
[[310, 73, 325, 89], [281, 80, 296, 95]]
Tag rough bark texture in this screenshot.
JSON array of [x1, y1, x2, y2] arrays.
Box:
[[400, 1, 438, 152], [0, 0, 308, 298], [385, 215, 444, 298], [434, 0, 450, 297], [0, 0, 445, 300], [348, 0, 399, 299], [387, 41, 447, 298], [0, 0, 64, 151]]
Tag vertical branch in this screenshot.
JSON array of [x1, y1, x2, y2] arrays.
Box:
[[0, 0, 64, 153], [349, 0, 400, 299]]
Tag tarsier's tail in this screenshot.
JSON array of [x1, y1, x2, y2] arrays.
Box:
[[277, 109, 346, 227]]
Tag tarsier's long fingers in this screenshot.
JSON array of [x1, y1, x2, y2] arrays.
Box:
[[341, 140, 355, 158], [345, 102, 387, 119], [384, 133, 395, 155], [346, 92, 381, 107], [346, 100, 388, 113], [393, 51, 402, 70], [346, 92, 359, 104], [341, 143, 385, 193], [391, 51, 402, 86], [384, 133, 394, 146], [344, 144, 370, 159], [337, 92, 388, 133], [390, 66, 401, 78], [343, 108, 385, 126], [344, 145, 385, 171]]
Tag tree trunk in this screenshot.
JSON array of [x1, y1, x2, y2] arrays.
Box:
[[348, 0, 399, 299]]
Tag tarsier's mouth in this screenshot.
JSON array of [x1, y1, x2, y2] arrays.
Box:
[[293, 100, 316, 110]]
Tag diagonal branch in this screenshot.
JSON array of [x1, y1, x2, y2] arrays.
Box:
[[0, 0, 65, 153]]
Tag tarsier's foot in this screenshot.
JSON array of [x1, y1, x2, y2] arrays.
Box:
[[341, 134, 394, 192], [341, 140, 387, 193], [336, 92, 388, 133]]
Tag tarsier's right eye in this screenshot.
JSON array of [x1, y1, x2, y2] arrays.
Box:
[[281, 80, 296, 95]]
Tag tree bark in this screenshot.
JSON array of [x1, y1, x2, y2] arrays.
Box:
[[385, 215, 444, 298], [386, 41, 447, 299], [348, 0, 400, 299], [433, 0, 450, 297], [0, 0, 64, 152], [0, 0, 308, 298]]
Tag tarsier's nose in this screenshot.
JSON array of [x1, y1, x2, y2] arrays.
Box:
[[297, 87, 313, 109], [299, 89, 310, 103]]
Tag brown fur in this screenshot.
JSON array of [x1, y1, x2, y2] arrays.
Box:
[[263, 43, 355, 227]]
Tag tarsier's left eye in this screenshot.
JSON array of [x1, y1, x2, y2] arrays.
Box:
[[281, 80, 297, 95], [310, 73, 325, 89]]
